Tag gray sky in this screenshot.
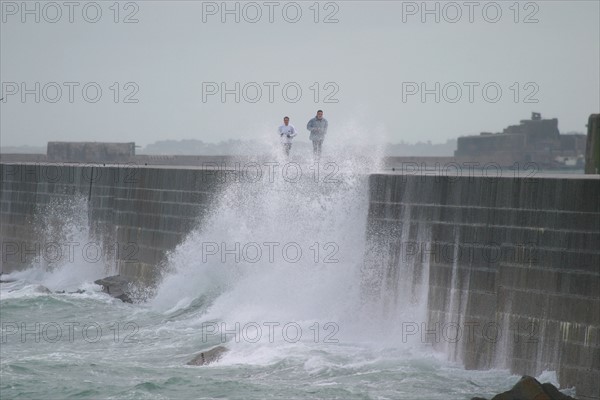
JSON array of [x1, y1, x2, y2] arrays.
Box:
[[1, 0, 599, 147]]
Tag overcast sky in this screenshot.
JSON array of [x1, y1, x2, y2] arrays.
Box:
[[1, 0, 599, 147]]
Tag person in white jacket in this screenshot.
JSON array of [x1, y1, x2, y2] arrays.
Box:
[[278, 116, 297, 157]]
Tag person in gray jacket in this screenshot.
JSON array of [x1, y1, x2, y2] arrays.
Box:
[[307, 110, 328, 158]]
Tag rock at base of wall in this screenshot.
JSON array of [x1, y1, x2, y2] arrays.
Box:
[[94, 275, 134, 303], [187, 346, 228, 366], [472, 376, 576, 400]]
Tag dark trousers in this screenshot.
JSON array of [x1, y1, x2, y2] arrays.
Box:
[[312, 140, 323, 157], [283, 143, 292, 156]]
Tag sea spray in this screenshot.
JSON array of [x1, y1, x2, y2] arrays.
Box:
[[149, 126, 406, 354], [2, 194, 116, 291]]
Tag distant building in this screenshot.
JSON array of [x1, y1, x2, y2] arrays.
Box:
[[455, 113, 586, 168]]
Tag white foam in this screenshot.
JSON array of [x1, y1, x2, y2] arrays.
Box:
[[1, 195, 117, 293], [148, 127, 412, 365]]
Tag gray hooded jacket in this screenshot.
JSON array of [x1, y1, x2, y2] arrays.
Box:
[[307, 117, 328, 141]]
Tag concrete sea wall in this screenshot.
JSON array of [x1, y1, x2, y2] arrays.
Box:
[[1, 162, 598, 398], [367, 173, 600, 399], [585, 114, 600, 174], [0, 163, 222, 281]]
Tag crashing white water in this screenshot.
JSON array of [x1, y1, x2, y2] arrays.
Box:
[[2, 195, 116, 292], [148, 126, 427, 355]]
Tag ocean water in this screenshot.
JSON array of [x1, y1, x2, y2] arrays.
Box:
[[0, 143, 570, 399]]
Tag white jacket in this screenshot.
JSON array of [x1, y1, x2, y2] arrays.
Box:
[[278, 124, 297, 144]]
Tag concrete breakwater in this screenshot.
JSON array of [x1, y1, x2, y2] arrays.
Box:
[[1, 163, 598, 398], [366, 173, 599, 399], [0, 163, 222, 280]]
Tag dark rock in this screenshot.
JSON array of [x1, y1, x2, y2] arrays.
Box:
[[32, 285, 52, 294], [486, 376, 576, 400], [187, 346, 228, 366], [490, 393, 514, 400], [541, 383, 576, 400], [94, 275, 133, 303], [498, 376, 551, 400], [55, 289, 86, 294]]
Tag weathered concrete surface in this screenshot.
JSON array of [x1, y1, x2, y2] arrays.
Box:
[[0, 163, 222, 281], [0, 153, 458, 170], [585, 114, 600, 174], [366, 173, 600, 399], [0, 153, 48, 163]]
